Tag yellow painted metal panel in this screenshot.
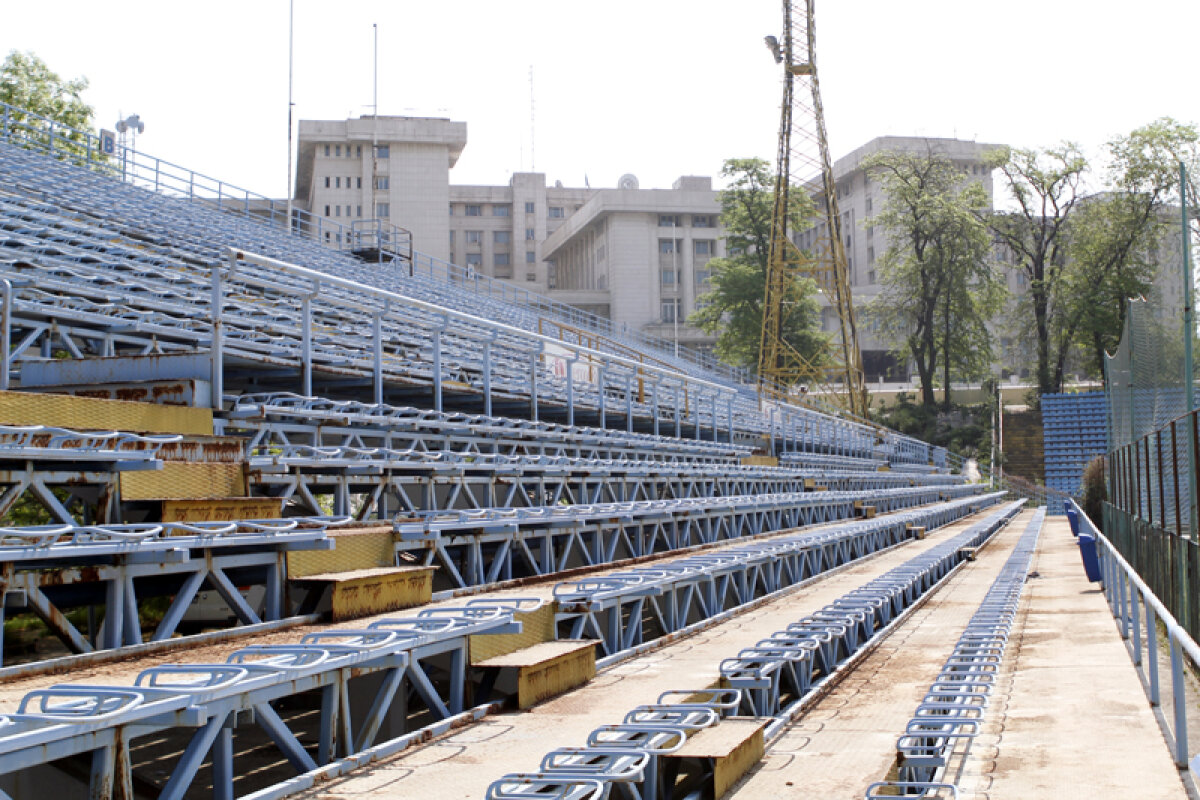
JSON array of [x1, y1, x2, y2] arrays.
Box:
[[475, 640, 596, 710], [0, 390, 212, 435], [740, 455, 780, 467], [161, 497, 281, 522], [287, 527, 394, 578], [469, 603, 557, 664], [120, 463, 246, 500], [292, 566, 435, 621], [669, 719, 766, 799]]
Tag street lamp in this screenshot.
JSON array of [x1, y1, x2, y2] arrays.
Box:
[[115, 114, 144, 183]]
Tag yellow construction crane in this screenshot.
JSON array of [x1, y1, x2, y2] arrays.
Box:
[[757, 0, 869, 418]]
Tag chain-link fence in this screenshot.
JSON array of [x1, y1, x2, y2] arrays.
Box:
[[1105, 173, 1199, 534]]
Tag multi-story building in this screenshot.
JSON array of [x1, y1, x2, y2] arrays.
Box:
[[295, 117, 1012, 378], [446, 174, 591, 293], [796, 136, 1006, 379], [295, 116, 467, 262]]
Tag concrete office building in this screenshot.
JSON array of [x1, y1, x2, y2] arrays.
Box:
[[295, 117, 1012, 378], [796, 136, 1006, 380], [296, 116, 467, 262]]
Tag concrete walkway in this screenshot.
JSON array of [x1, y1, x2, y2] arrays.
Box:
[[725, 509, 1032, 800], [288, 512, 992, 799], [963, 516, 1186, 798]]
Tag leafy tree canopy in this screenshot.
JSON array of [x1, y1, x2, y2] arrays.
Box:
[[0, 50, 93, 130], [689, 157, 827, 374]]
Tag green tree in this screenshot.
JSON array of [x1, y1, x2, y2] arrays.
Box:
[[690, 157, 827, 372], [0, 50, 95, 158], [863, 148, 1004, 409], [1066, 119, 1200, 376], [983, 144, 1088, 395]]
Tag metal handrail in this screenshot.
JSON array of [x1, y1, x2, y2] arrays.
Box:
[[1070, 498, 1200, 777]]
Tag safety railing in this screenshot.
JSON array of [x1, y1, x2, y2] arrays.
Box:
[[1072, 498, 1200, 780]]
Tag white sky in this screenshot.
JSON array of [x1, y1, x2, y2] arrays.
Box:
[[2, 1, 1197, 198]]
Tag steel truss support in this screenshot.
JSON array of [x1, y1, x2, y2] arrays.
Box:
[[397, 488, 992, 591], [0, 601, 532, 800], [553, 494, 1005, 658]]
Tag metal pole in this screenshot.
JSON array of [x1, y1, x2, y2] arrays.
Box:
[[285, 0, 295, 233], [301, 293, 313, 397], [0, 278, 10, 391], [672, 218, 679, 359], [1182, 162, 1196, 532], [483, 339, 493, 418], [212, 258, 227, 409], [1181, 162, 1195, 635], [372, 311, 383, 405]]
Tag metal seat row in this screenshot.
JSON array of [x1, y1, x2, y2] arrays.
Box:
[[551, 494, 1007, 659], [865, 507, 1044, 798], [0, 598, 542, 800], [485, 687, 741, 800], [719, 501, 1026, 723]]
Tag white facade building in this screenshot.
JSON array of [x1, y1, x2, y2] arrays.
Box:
[[295, 117, 1011, 378]]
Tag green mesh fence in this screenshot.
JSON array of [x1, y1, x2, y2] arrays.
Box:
[[1106, 175, 1200, 534]]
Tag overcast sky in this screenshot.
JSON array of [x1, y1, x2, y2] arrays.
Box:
[[3, 1, 1197, 199]]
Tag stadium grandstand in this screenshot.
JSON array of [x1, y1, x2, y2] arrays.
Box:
[[0, 101, 1193, 800]]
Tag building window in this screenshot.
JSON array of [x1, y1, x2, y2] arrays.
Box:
[[466, 230, 482, 244], [494, 231, 511, 245], [335, 176, 341, 188], [356, 145, 362, 157], [868, 270, 876, 284], [548, 206, 565, 219], [525, 228, 536, 240], [865, 197, 873, 214], [335, 145, 341, 157], [449, 204, 455, 216], [867, 246, 875, 264], [324, 176, 330, 188], [357, 205, 362, 217], [357, 177, 363, 189], [466, 253, 482, 267], [661, 268, 677, 286], [375, 203, 389, 217], [526, 272, 537, 282], [374, 145, 389, 159], [661, 299, 682, 323], [466, 205, 482, 216], [324, 145, 330, 157], [692, 215, 714, 228], [526, 251, 536, 264], [493, 205, 510, 217], [375, 176, 389, 190], [694, 240, 713, 256], [346, 205, 353, 217], [335, 206, 341, 217], [659, 214, 681, 227], [695, 268, 711, 285], [324, 205, 330, 216], [525, 201, 535, 214], [866, 225, 874, 238], [495, 253, 510, 267], [658, 239, 677, 254]]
